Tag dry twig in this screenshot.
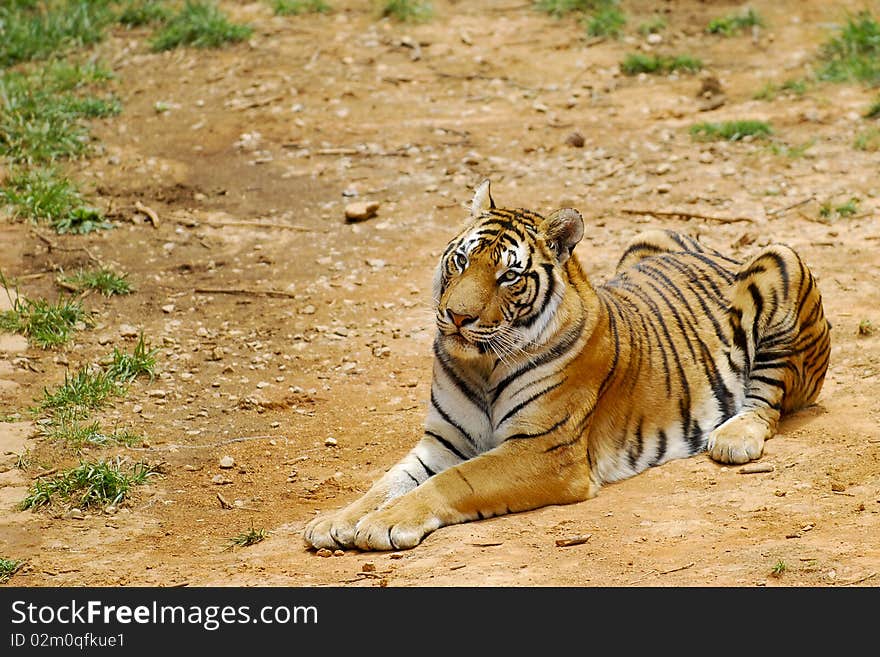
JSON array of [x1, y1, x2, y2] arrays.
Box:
[[621, 208, 755, 224]]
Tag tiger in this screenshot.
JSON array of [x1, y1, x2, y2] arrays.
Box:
[[303, 179, 831, 552]]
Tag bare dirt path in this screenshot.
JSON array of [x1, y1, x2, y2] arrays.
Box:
[[1, 0, 878, 587]]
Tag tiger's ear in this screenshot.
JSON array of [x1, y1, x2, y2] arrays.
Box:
[[470, 179, 495, 217], [542, 208, 584, 264]]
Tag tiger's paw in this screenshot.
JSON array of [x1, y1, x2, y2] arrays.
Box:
[[706, 413, 769, 464], [303, 507, 363, 550], [353, 501, 442, 551]]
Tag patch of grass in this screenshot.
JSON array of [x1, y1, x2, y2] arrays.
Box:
[[621, 53, 702, 75], [151, 1, 253, 51], [0, 558, 24, 584], [0, 60, 119, 164], [859, 319, 876, 336], [707, 7, 763, 36], [57, 267, 132, 297], [0, 169, 110, 234], [39, 367, 121, 414], [40, 413, 144, 448], [534, 0, 595, 18], [854, 127, 880, 151], [227, 526, 268, 550], [0, 275, 88, 348], [690, 120, 773, 142], [586, 2, 625, 38], [270, 0, 331, 15], [638, 15, 666, 35], [766, 138, 815, 159], [21, 458, 157, 510], [820, 197, 859, 219], [865, 97, 880, 118], [771, 560, 787, 577], [106, 333, 158, 383], [118, 0, 172, 26], [0, 1, 115, 67], [380, 0, 433, 22], [753, 78, 809, 101], [819, 11, 880, 85]]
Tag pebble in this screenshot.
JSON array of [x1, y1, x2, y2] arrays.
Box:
[[333, 549, 345, 557], [119, 324, 139, 338], [344, 201, 380, 223], [161, 304, 175, 313], [147, 389, 167, 398], [219, 456, 235, 469], [699, 151, 714, 163], [564, 131, 585, 148], [317, 548, 333, 558], [211, 474, 232, 485], [300, 305, 316, 315], [655, 162, 672, 175], [655, 183, 672, 194], [721, 164, 737, 177], [362, 562, 376, 572], [324, 437, 338, 447]]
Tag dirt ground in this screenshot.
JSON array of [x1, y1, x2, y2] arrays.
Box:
[[1, 0, 879, 587]]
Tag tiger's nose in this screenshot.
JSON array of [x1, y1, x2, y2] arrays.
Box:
[[446, 309, 476, 328]]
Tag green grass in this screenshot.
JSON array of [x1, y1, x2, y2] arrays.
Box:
[[151, 1, 253, 51], [621, 53, 702, 75], [270, 0, 331, 15], [766, 139, 814, 159], [21, 458, 157, 510], [106, 333, 158, 383], [771, 559, 787, 577], [638, 15, 666, 35], [819, 11, 880, 85], [0, 168, 110, 234], [39, 413, 144, 448], [0, 275, 88, 348], [820, 197, 860, 219], [0, 61, 120, 165], [690, 120, 773, 142], [39, 367, 121, 413], [0, 558, 24, 584], [707, 7, 763, 36], [0, 0, 115, 67], [227, 526, 268, 549], [859, 319, 876, 336], [58, 267, 132, 296], [753, 78, 809, 100], [865, 97, 880, 118], [380, 0, 432, 22], [535, 0, 596, 18], [854, 127, 880, 151], [586, 2, 625, 38], [118, 0, 172, 26]]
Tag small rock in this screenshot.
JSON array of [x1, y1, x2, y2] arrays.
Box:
[[161, 304, 175, 313], [365, 258, 386, 270], [564, 131, 585, 148], [316, 548, 333, 558], [300, 305, 316, 315], [147, 389, 167, 398], [219, 456, 235, 469], [211, 474, 232, 485], [831, 481, 846, 492], [345, 201, 380, 223], [699, 151, 714, 164], [721, 164, 737, 177], [362, 562, 376, 572], [119, 324, 139, 338], [208, 346, 224, 361], [66, 508, 84, 520], [646, 33, 663, 44], [656, 183, 671, 194], [324, 437, 338, 447], [655, 162, 672, 175], [333, 549, 345, 557]]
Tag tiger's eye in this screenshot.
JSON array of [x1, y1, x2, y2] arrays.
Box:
[[453, 252, 468, 270], [499, 270, 520, 284]]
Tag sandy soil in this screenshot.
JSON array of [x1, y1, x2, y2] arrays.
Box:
[[1, 0, 879, 587]]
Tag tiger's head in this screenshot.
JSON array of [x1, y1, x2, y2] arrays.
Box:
[[434, 180, 584, 362]]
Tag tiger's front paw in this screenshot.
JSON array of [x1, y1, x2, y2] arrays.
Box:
[[707, 413, 769, 464], [303, 507, 363, 550], [353, 501, 442, 551]]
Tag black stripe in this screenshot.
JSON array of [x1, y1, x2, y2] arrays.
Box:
[[424, 429, 468, 461], [504, 414, 570, 441], [415, 455, 436, 478], [494, 378, 565, 429]]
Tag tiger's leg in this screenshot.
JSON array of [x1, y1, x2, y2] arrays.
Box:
[[707, 245, 831, 464], [352, 429, 596, 551], [303, 432, 470, 549]]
